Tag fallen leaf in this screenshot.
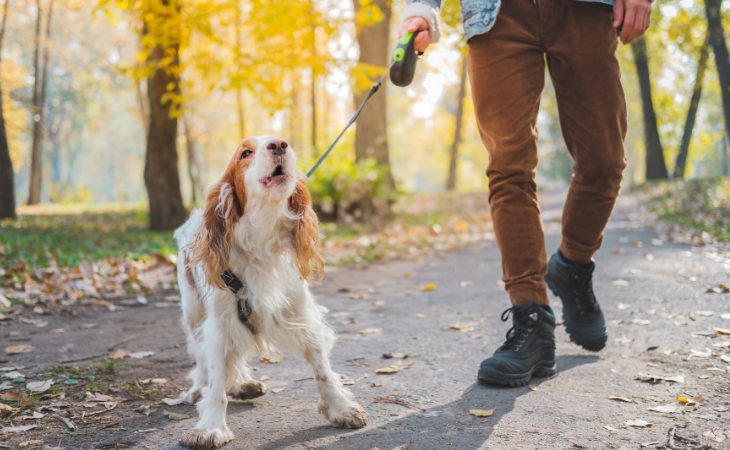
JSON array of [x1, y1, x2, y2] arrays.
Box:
[[625, 419, 652, 427], [528, 385, 537, 391], [721, 313, 730, 320], [139, 378, 166, 384], [258, 375, 270, 381], [382, 352, 412, 359], [375, 366, 399, 375], [260, 353, 283, 363], [64, 379, 78, 385], [372, 301, 386, 307], [18, 440, 43, 447], [608, 396, 634, 403], [111, 349, 130, 360], [4, 371, 24, 379], [715, 328, 730, 335], [695, 310, 714, 317], [5, 344, 34, 355], [1, 424, 36, 433], [612, 279, 630, 287], [161, 397, 185, 406], [458, 281, 473, 287], [415, 313, 425, 319], [341, 374, 355, 385], [612, 248, 624, 254], [86, 392, 114, 402], [632, 241, 644, 248], [648, 404, 683, 413], [469, 409, 494, 417], [651, 239, 664, 246], [420, 284, 437, 291], [359, 327, 383, 335], [135, 405, 151, 416], [603, 425, 620, 432], [269, 388, 285, 393], [721, 355, 730, 363], [347, 293, 369, 300], [27, 380, 53, 393], [617, 303, 631, 310], [635, 373, 684, 383], [128, 351, 154, 359], [0, 402, 19, 416], [688, 349, 713, 359], [678, 396, 696, 406], [0, 392, 19, 401], [164, 410, 190, 420], [448, 324, 474, 332], [631, 319, 652, 326]]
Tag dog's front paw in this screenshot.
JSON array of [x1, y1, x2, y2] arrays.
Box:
[[229, 380, 267, 400], [179, 426, 234, 449], [319, 399, 367, 429]]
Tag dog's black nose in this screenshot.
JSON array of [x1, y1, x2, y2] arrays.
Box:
[[266, 139, 288, 156]]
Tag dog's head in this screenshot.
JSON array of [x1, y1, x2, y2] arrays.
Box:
[[189, 135, 323, 288]]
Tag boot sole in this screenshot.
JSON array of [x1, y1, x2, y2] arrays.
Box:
[[477, 360, 557, 387], [545, 278, 607, 352]]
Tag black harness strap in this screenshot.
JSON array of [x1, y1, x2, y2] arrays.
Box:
[[221, 269, 256, 334]]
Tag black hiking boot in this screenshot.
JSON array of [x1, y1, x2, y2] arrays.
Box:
[[478, 302, 557, 387], [544, 250, 607, 351]]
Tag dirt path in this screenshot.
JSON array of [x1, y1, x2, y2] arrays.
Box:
[[2, 191, 730, 450]]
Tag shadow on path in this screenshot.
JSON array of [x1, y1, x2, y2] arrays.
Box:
[[250, 354, 598, 450]]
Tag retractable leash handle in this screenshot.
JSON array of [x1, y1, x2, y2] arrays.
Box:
[[390, 30, 424, 87], [306, 30, 425, 178]]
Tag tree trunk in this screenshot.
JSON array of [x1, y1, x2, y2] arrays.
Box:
[[143, 18, 187, 231], [183, 114, 201, 204], [705, 0, 730, 150], [352, 0, 394, 187], [446, 55, 468, 191], [27, 0, 44, 205], [722, 135, 729, 176], [0, 0, 15, 219], [674, 37, 709, 179], [631, 37, 668, 180], [290, 80, 301, 148], [311, 69, 317, 150]]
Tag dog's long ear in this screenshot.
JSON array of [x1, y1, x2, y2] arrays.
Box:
[[189, 168, 245, 290], [289, 175, 324, 281]]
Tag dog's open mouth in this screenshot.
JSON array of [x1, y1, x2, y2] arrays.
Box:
[[260, 165, 288, 188]]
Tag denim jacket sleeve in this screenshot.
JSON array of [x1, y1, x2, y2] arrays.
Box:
[[401, 0, 442, 43]]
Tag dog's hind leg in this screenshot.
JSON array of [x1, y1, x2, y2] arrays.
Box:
[[179, 262, 208, 406], [227, 360, 267, 400]]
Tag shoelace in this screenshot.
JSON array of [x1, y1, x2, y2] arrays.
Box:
[[570, 269, 599, 315], [497, 307, 537, 353]]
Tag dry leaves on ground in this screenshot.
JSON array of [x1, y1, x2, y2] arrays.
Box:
[[260, 353, 283, 363], [469, 409, 494, 417]]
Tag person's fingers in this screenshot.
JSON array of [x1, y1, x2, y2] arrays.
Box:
[[620, 8, 636, 44], [397, 24, 408, 40], [614, 0, 625, 28], [415, 31, 430, 52]]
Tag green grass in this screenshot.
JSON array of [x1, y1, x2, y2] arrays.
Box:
[[0, 205, 177, 270], [639, 177, 730, 241]]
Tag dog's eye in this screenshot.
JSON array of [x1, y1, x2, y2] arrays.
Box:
[[241, 150, 253, 159]]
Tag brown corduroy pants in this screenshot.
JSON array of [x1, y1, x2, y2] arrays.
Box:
[[467, 0, 628, 305]]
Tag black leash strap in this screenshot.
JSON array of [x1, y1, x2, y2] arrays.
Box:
[[306, 61, 395, 179], [221, 269, 256, 334]]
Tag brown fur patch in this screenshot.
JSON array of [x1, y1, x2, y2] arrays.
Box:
[[289, 176, 324, 281]]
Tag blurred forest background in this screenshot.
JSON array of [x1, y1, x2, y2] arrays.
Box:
[[2, 0, 730, 275]]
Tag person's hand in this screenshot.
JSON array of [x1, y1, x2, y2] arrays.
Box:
[[614, 0, 652, 44], [397, 17, 430, 52]]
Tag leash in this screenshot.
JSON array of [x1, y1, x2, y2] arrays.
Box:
[[306, 30, 424, 179]]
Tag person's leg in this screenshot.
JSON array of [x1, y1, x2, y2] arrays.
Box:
[[467, 0, 549, 306], [470, 0, 557, 387], [543, 1, 628, 262], [541, 0, 627, 351]]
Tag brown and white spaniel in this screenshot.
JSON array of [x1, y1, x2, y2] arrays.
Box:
[[174, 136, 366, 449]]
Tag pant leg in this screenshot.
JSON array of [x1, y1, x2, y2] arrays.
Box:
[[467, 0, 549, 306], [542, 0, 628, 264]]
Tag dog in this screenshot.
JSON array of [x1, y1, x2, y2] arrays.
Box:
[[174, 135, 367, 449]]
